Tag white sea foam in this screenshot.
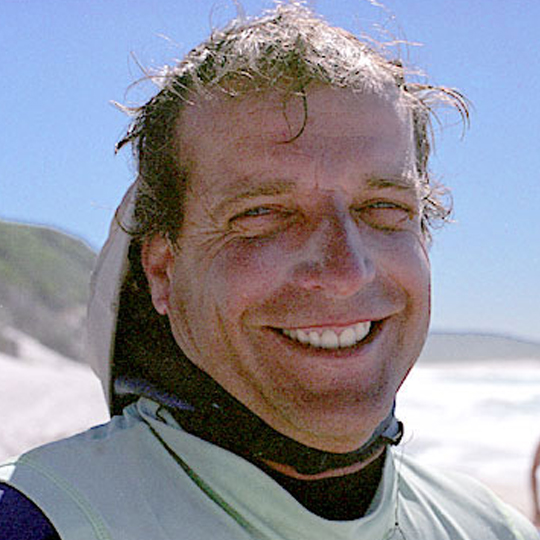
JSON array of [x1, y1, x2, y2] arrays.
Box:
[[398, 359, 540, 514]]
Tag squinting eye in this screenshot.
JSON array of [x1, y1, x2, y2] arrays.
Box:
[[356, 201, 415, 230], [228, 205, 294, 238], [239, 206, 273, 218]]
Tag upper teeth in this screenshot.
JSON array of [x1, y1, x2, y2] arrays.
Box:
[[282, 322, 371, 349]]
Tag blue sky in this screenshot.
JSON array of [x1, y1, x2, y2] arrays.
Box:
[[1, 0, 539, 342]]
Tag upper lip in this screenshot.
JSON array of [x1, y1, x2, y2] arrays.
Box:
[[257, 298, 402, 331], [278, 320, 372, 331], [271, 317, 383, 332]]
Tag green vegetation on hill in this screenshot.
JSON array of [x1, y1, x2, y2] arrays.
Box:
[[0, 220, 96, 360], [0, 221, 95, 309]]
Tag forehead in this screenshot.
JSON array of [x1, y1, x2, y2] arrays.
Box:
[[176, 86, 416, 198]]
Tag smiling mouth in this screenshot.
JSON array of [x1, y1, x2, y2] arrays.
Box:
[[280, 321, 372, 350]]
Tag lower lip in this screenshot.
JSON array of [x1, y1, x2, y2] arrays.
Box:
[[268, 320, 383, 357]]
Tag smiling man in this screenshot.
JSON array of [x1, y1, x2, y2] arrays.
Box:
[[144, 86, 430, 456], [0, 3, 537, 539]]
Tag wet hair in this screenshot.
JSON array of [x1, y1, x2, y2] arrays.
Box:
[[116, 1, 469, 245]]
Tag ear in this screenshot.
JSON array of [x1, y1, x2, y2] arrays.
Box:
[[141, 235, 175, 315]]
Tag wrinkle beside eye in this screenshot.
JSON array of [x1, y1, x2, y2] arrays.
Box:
[[227, 205, 299, 237], [177, 210, 237, 258]]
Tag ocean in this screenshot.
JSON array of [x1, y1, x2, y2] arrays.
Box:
[[397, 359, 540, 514]]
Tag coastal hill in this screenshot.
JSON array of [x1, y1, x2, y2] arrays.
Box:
[[419, 331, 540, 363], [1, 219, 539, 364], [0, 220, 95, 361]]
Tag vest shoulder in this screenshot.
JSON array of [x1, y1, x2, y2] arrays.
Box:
[[0, 404, 173, 540], [0, 401, 275, 540], [394, 451, 538, 539], [0, 404, 146, 487]]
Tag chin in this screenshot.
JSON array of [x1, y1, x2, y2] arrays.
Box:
[[271, 392, 396, 453]]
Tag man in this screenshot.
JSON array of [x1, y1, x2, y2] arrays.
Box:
[[0, 3, 537, 539], [532, 439, 540, 528]]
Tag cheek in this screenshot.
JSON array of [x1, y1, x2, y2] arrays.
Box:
[[377, 232, 431, 308], [397, 237, 431, 345], [209, 238, 291, 311], [407, 241, 430, 301], [405, 245, 430, 320]]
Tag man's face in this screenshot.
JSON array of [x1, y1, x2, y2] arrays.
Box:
[[145, 86, 430, 452]]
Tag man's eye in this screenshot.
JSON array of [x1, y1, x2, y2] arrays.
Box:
[[228, 206, 292, 237], [237, 206, 273, 218], [355, 201, 415, 230]]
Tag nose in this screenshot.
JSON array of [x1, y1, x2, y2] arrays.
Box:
[[291, 210, 376, 298]]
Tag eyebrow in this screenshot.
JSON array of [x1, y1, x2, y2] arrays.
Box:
[[213, 178, 296, 214], [212, 175, 419, 215], [365, 176, 418, 191]]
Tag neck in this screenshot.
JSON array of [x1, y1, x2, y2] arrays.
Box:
[[257, 450, 388, 520], [115, 353, 403, 476]]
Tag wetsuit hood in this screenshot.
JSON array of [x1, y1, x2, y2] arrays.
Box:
[[86, 182, 137, 410]]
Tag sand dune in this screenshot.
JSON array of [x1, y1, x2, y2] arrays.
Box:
[[0, 329, 109, 460]]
